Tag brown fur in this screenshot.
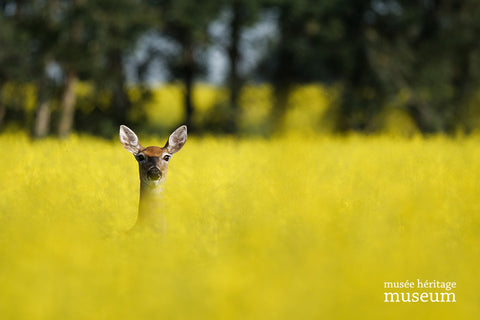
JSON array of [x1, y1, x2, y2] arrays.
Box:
[[119, 125, 187, 233], [142, 146, 166, 157], [139, 146, 171, 176]]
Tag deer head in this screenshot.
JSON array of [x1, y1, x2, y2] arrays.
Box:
[[119, 125, 187, 190]]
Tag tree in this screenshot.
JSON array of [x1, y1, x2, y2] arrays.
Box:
[[55, 0, 86, 138], [259, 0, 480, 134], [0, 4, 31, 129], [10, 0, 155, 138], [147, 0, 222, 132], [378, 0, 480, 133], [259, 0, 387, 133], [55, 0, 154, 137], [22, 1, 60, 139], [222, 0, 262, 133]]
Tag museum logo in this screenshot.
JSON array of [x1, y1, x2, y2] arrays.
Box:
[[384, 279, 456, 303]]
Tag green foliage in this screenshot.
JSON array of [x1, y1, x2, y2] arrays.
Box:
[[2, 0, 480, 135], [260, 0, 480, 133]]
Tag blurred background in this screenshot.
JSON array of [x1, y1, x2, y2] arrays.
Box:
[[1, 0, 480, 138]]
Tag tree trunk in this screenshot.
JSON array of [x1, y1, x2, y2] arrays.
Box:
[[0, 102, 6, 130], [33, 99, 51, 139], [227, 1, 243, 133], [0, 85, 5, 129], [57, 70, 78, 138], [272, 83, 290, 133], [32, 78, 52, 139], [112, 81, 130, 126], [183, 47, 195, 131], [271, 7, 294, 134], [448, 45, 472, 132], [109, 50, 130, 126]]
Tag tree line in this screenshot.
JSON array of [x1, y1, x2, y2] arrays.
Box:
[[1, 0, 480, 138]]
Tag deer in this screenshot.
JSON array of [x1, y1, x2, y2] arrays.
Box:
[[119, 125, 187, 233]]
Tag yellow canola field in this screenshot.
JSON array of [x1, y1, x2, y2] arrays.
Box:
[[0, 133, 479, 319]]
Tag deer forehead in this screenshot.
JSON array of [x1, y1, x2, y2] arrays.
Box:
[[142, 146, 168, 158]]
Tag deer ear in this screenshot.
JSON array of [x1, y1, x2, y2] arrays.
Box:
[[165, 125, 187, 154], [119, 125, 142, 154]]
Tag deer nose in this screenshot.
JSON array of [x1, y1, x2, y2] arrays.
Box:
[[147, 167, 162, 180]]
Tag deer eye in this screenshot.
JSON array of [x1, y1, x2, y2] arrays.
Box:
[[163, 154, 171, 162], [135, 154, 146, 162]]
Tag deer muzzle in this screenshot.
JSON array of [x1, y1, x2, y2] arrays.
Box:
[[147, 167, 162, 181]]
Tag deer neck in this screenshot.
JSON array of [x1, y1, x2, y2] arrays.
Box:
[[136, 178, 167, 233]]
